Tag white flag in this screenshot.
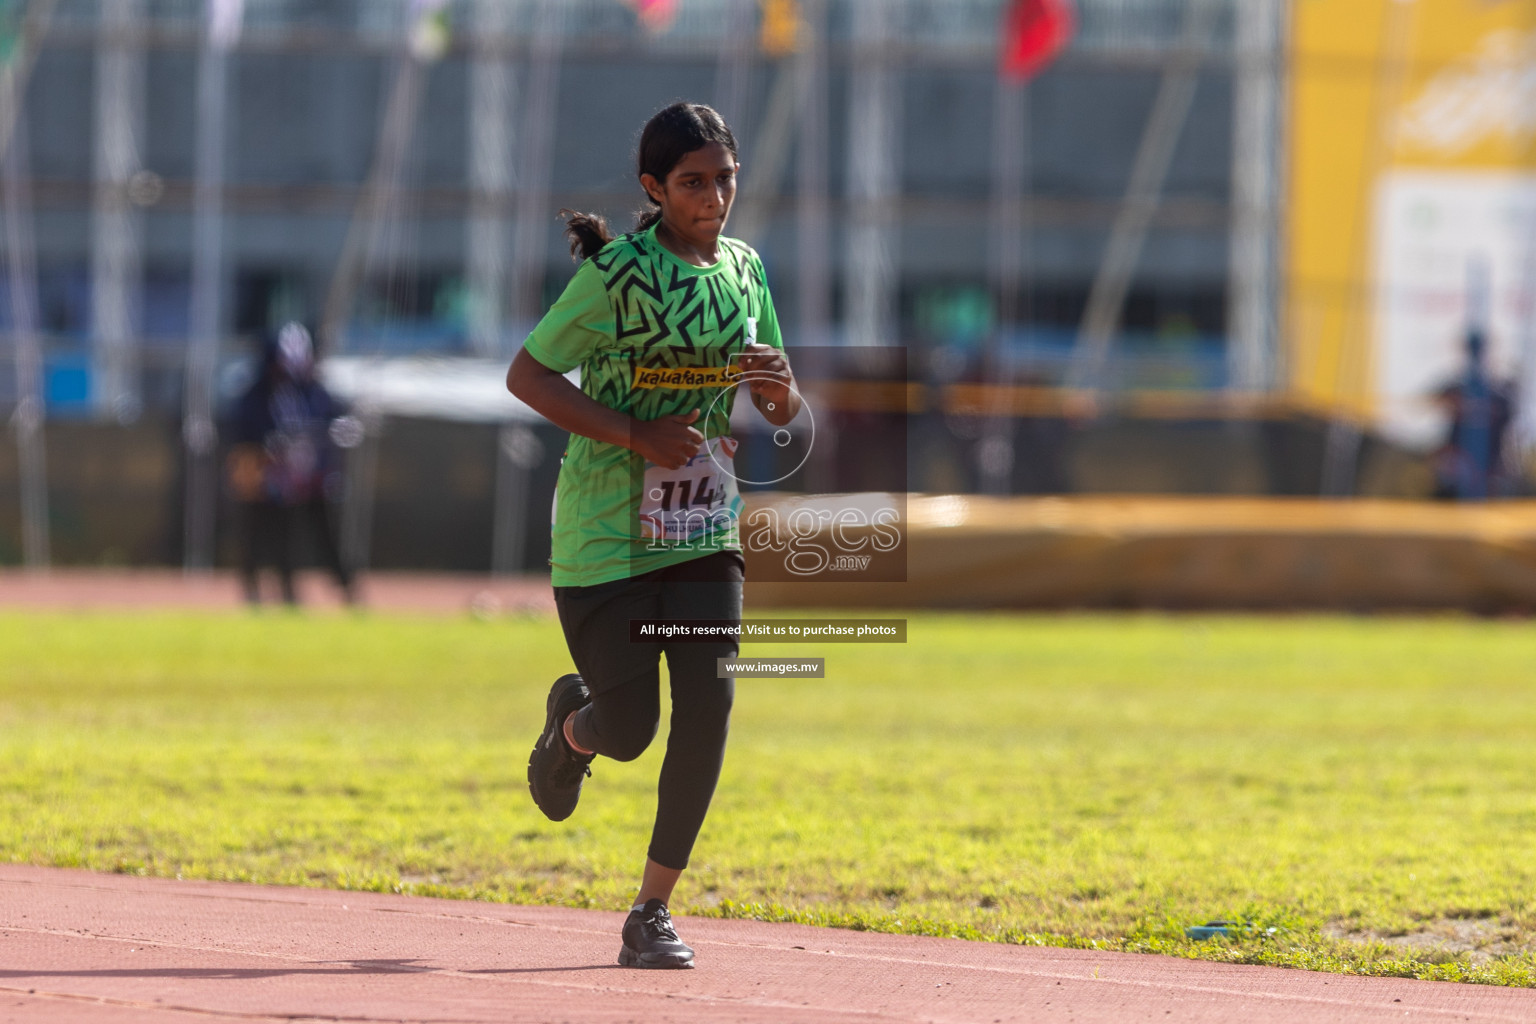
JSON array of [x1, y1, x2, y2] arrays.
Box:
[[207, 0, 244, 50], [410, 0, 452, 61]]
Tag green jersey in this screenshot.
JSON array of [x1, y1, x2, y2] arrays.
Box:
[[522, 222, 784, 587]]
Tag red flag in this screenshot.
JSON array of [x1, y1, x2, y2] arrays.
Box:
[[999, 0, 1076, 81], [624, 0, 678, 34]]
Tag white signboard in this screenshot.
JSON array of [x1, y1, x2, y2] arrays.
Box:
[[1373, 171, 1536, 448]]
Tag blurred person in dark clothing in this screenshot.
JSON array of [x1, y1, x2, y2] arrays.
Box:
[[1432, 327, 1516, 502], [226, 322, 357, 605]]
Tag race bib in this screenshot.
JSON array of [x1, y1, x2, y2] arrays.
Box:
[[639, 436, 742, 545]]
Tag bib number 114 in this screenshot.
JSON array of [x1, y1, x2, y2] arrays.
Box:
[[639, 436, 740, 544], [651, 475, 718, 513]]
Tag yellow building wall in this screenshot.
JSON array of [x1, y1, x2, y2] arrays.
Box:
[[1286, 0, 1536, 432]]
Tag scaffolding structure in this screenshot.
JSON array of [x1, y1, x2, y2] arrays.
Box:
[[91, 0, 146, 425], [466, 0, 515, 360], [1, 0, 58, 570], [181, 0, 237, 571], [844, 0, 898, 351]]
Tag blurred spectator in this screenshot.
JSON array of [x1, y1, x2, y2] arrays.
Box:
[[225, 322, 357, 605], [1432, 328, 1516, 502]]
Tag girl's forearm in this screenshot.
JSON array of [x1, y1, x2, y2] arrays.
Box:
[[507, 350, 636, 450]]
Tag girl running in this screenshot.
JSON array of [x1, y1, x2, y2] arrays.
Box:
[[506, 101, 797, 969]]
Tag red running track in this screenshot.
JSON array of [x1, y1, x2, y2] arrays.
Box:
[[0, 866, 1532, 1023]]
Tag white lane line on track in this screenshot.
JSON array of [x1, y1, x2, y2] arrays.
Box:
[[0, 984, 445, 1024], [735, 945, 1536, 1023], [0, 926, 916, 1024]]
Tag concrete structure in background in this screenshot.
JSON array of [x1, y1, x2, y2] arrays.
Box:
[[1, 0, 1308, 571], [3, 0, 1257, 410]]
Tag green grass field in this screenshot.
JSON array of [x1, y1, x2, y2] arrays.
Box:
[[2, 609, 1534, 985]]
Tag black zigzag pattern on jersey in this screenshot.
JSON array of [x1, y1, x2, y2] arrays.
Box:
[[585, 232, 767, 425], [592, 232, 762, 364]]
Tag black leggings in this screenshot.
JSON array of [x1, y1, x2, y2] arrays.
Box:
[[553, 550, 742, 871]]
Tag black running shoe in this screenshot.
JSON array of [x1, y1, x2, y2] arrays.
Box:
[[618, 899, 695, 969], [526, 673, 593, 822]]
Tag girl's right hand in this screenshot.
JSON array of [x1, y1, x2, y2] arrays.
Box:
[[631, 410, 704, 469]]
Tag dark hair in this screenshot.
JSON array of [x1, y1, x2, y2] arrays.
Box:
[[561, 101, 739, 262]]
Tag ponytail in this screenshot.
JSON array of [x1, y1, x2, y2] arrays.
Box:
[[561, 207, 665, 264], [560, 209, 613, 262]]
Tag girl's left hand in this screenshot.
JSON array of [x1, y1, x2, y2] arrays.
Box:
[[737, 343, 792, 406]]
